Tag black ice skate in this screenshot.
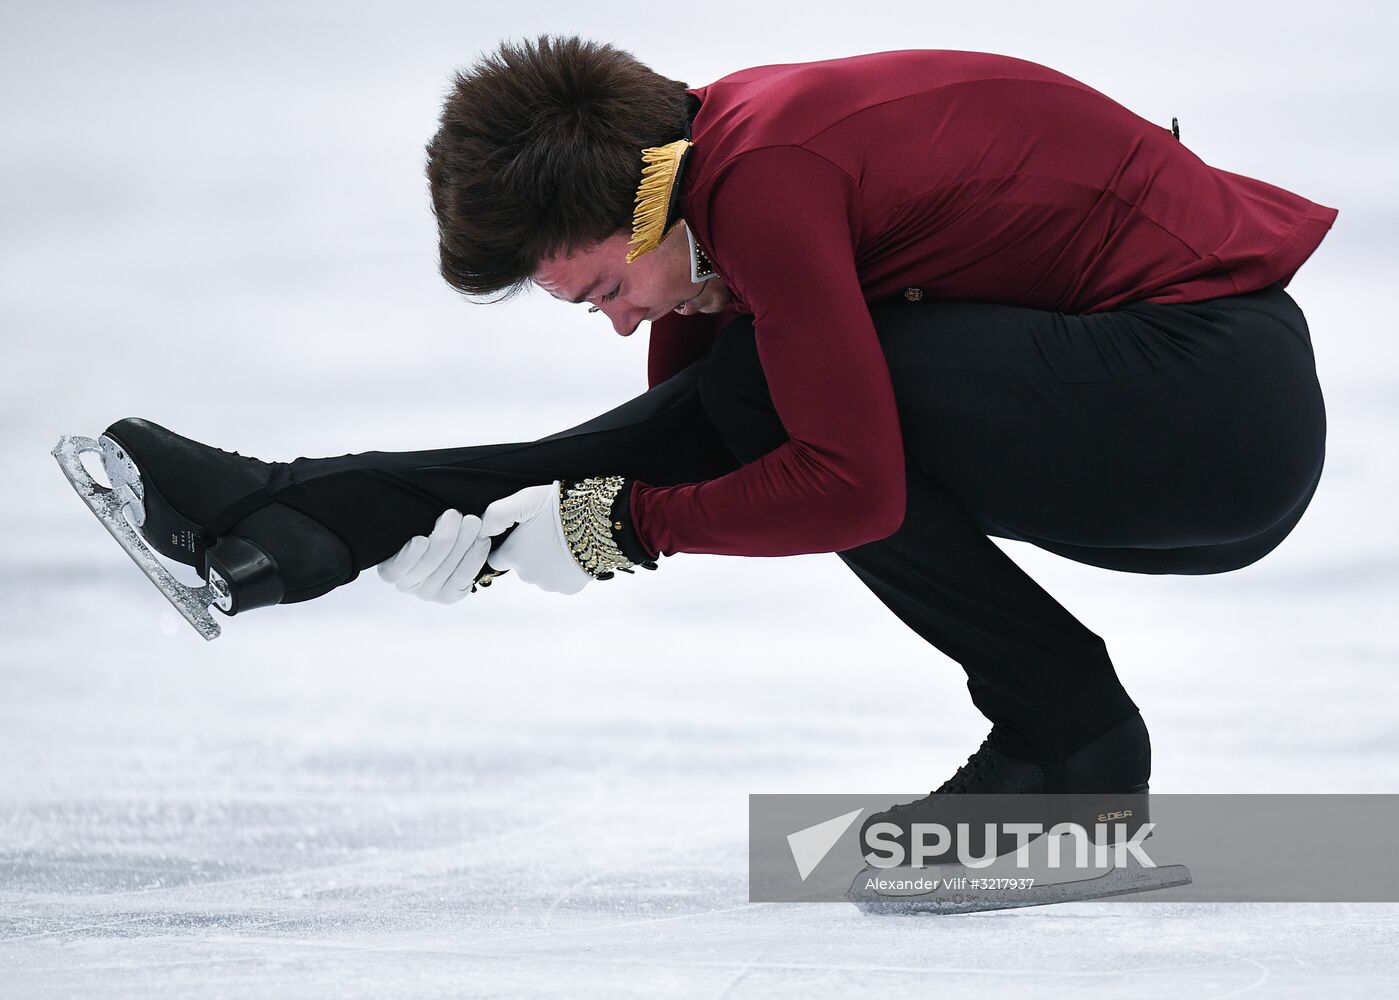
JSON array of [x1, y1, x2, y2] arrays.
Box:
[[52, 419, 357, 640], [847, 713, 1192, 913]]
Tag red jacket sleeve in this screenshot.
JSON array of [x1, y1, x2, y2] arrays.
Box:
[[630, 146, 907, 557]]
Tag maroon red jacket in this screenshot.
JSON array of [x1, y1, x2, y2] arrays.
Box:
[[630, 49, 1337, 559]]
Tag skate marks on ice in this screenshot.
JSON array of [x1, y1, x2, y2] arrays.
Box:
[[51, 435, 222, 640], [4, 621, 1398, 996], [0, 698, 746, 948]]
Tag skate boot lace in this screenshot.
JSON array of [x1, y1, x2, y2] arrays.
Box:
[[934, 736, 1001, 795], [885, 735, 1001, 818], [209, 444, 270, 469]]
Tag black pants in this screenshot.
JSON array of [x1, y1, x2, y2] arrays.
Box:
[[274, 283, 1326, 763]]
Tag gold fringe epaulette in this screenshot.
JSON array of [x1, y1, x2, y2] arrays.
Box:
[[627, 138, 692, 263]]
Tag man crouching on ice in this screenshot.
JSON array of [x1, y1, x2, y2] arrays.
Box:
[[69, 36, 1333, 862]]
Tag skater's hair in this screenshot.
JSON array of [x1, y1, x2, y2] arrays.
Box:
[[426, 35, 691, 300]]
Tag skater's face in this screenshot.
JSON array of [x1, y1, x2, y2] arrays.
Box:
[[532, 226, 732, 337]]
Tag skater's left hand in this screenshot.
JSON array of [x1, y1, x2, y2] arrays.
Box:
[[480, 482, 593, 595], [377, 508, 493, 604]]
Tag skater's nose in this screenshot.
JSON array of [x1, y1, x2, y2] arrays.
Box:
[[601, 300, 645, 338]]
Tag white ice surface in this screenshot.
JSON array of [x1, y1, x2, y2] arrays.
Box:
[[3, 2, 1398, 997]]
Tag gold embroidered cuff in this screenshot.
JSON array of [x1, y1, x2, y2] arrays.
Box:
[[559, 476, 637, 579]]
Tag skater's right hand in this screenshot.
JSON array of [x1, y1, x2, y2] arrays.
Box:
[[376, 508, 492, 604]]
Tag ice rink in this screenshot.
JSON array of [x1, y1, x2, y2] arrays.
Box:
[[4, 2, 1397, 996]]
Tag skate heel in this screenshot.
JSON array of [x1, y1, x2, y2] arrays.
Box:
[[204, 536, 285, 615], [104, 431, 293, 614], [1057, 784, 1151, 844], [101, 431, 206, 567]]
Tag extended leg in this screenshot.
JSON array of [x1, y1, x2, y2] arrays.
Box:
[[71, 362, 743, 627], [270, 361, 741, 579]]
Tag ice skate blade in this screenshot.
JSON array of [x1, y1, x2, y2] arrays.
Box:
[[848, 861, 1193, 915], [52, 434, 222, 641]]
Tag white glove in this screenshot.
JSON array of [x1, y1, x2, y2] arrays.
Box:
[[479, 481, 592, 595], [377, 508, 493, 604]]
